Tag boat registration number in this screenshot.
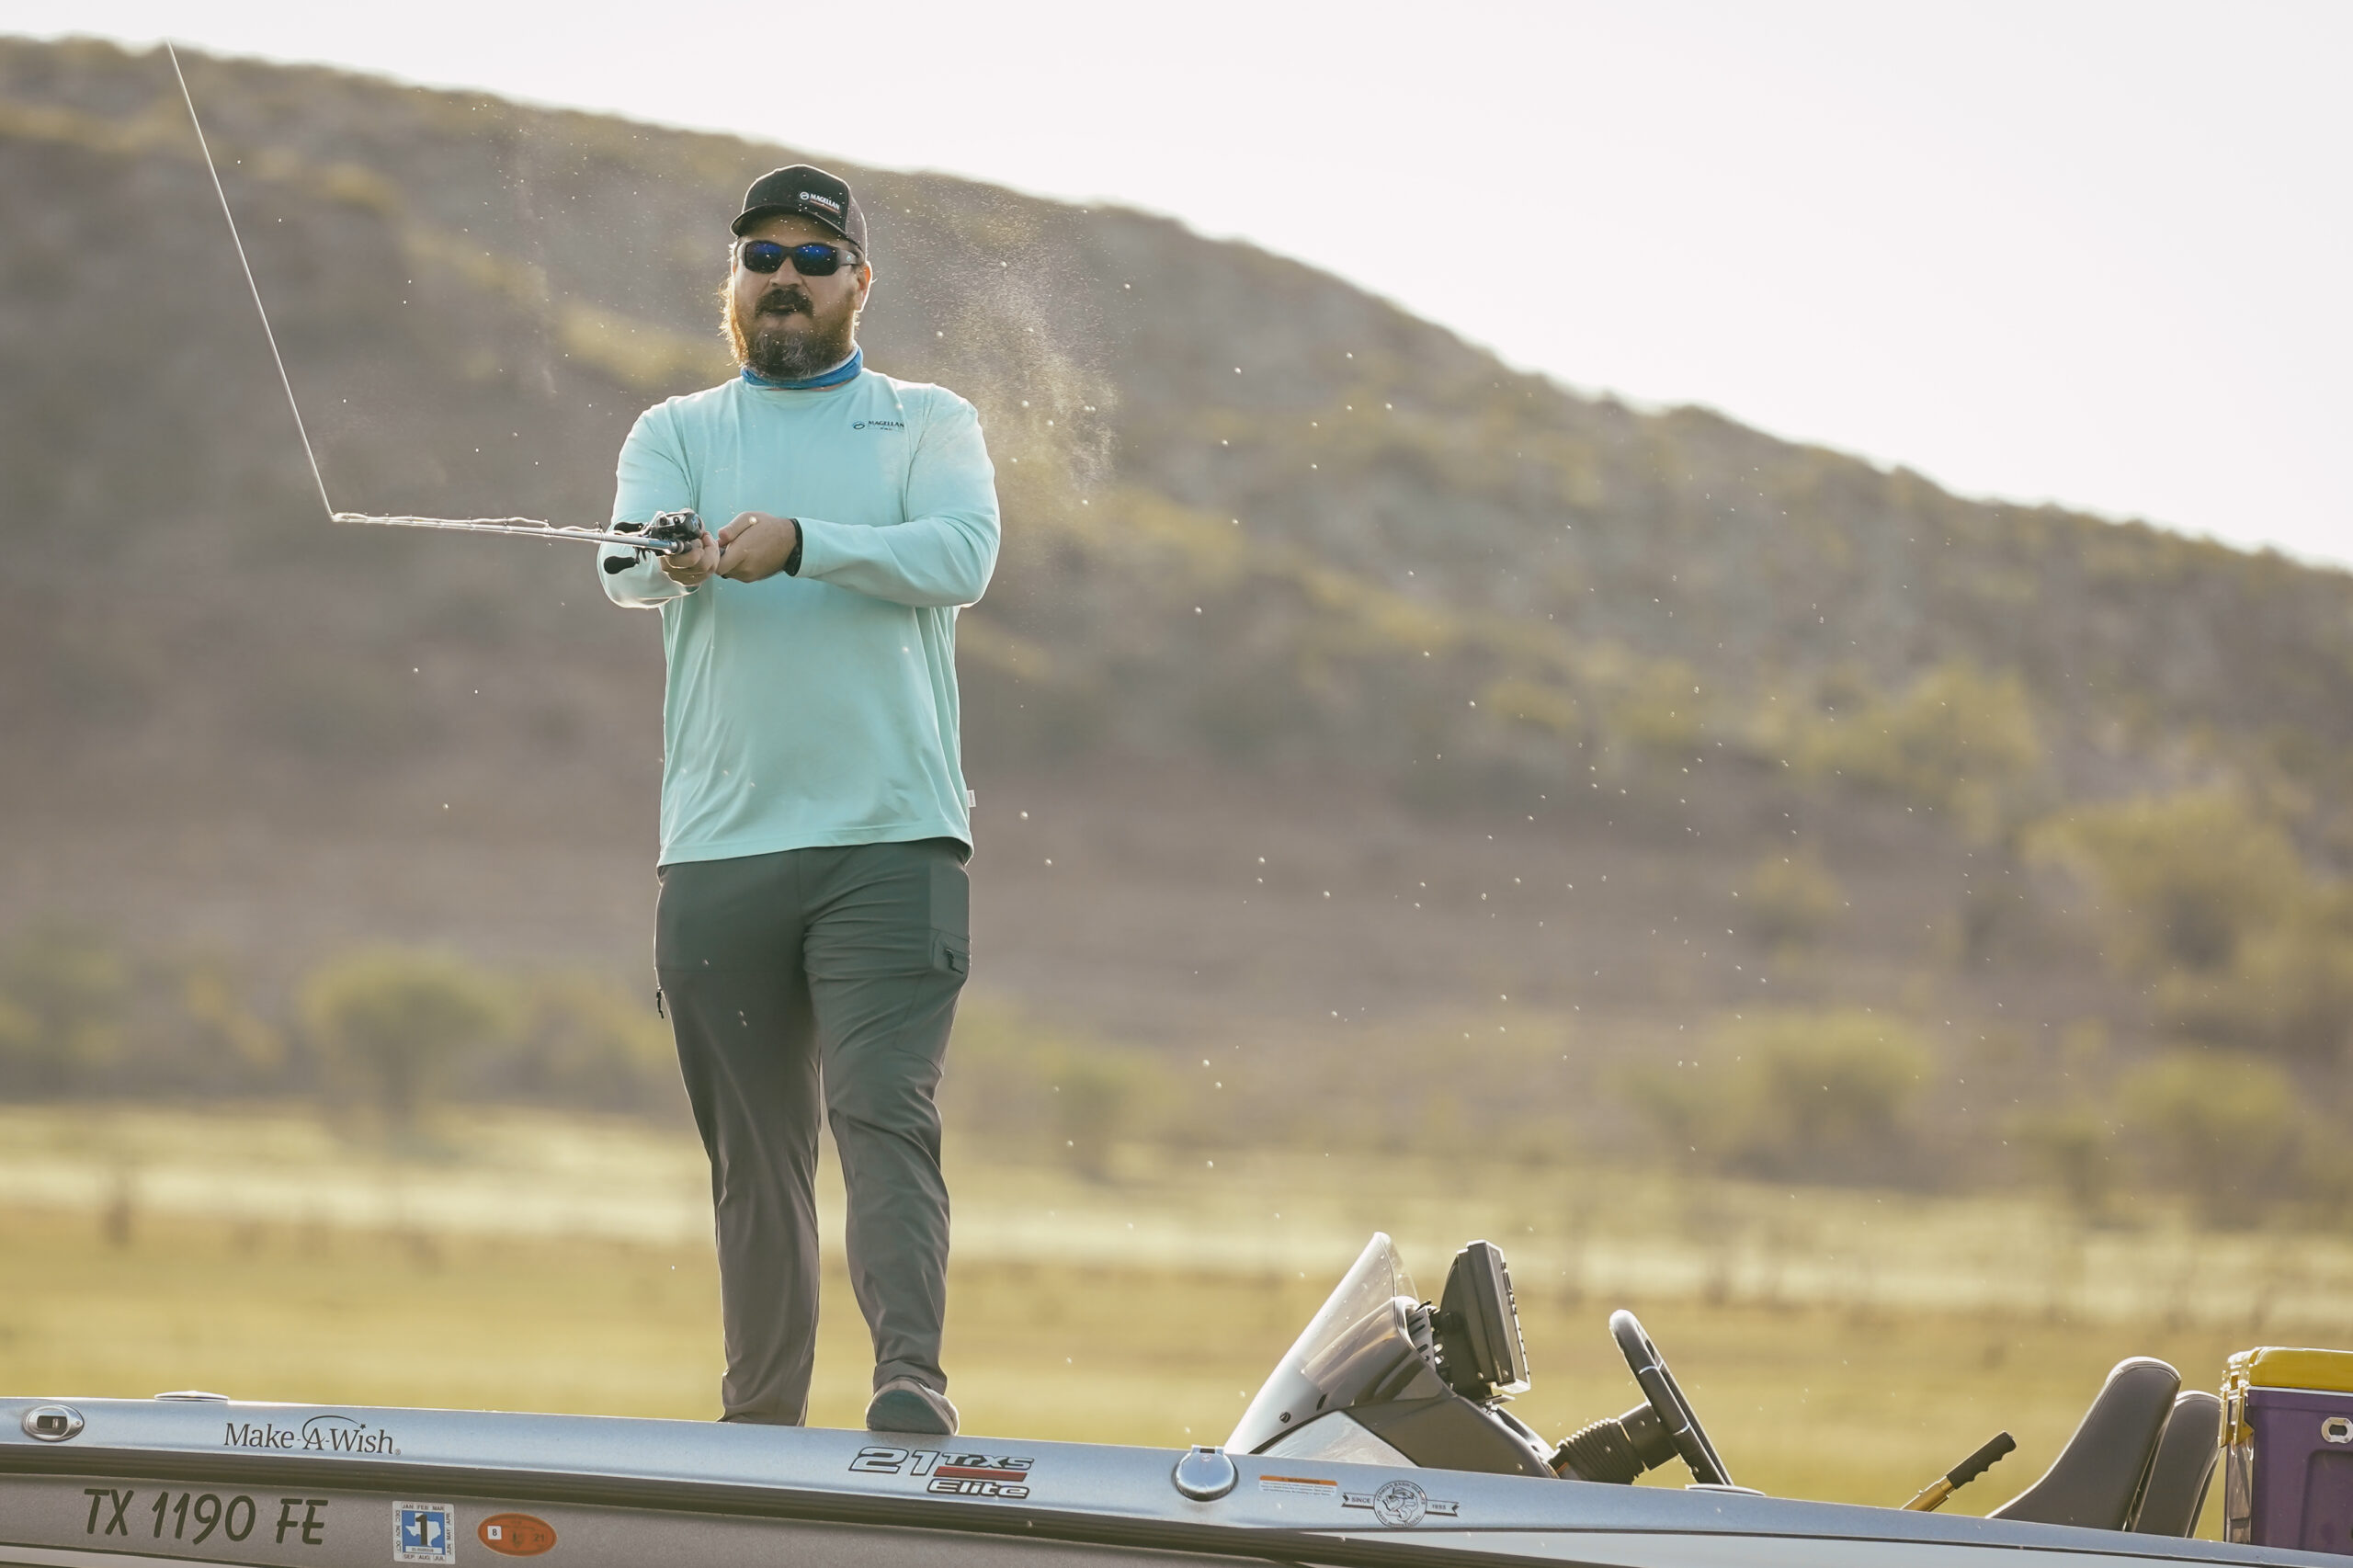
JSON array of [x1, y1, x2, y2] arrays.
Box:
[[74, 1487, 324, 1547]]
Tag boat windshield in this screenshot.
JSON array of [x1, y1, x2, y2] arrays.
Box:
[[1226, 1233, 1421, 1454]]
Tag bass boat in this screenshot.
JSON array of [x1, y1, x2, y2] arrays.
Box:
[[3, 1233, 2319, 1566]]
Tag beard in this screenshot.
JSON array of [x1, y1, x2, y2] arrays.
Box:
[[724, 281, 857, 381]]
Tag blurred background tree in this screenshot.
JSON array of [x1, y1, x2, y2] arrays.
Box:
[[1625, 1008, 1931, 1187], [0, 917, 130, 1097], [1056, 1057, 1138, 1184], [2117, 1050, 2303, 1229], [176, 951, 287, 1085], [299, 948, 514, 1136], [2033, 790, 2301, 974], [2033, 790, 2353, 1059], [1800, 662, 2043, 838], [2009, 1105, 2118, 1222], [1608, 660, 1709, 762], [938, 1000, 1179, 1182], [489, 971, 676, 1114], [1742, 851, 1845, 952]]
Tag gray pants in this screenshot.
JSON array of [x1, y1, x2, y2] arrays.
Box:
[[655, 838, 971, 1425]]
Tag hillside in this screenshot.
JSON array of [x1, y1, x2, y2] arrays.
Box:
[[4, 39, 2352, 1206]]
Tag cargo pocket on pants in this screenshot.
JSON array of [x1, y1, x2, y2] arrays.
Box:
[[926, 846, 969, 980]]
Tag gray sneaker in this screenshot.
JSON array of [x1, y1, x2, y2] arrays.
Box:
[[865, 1376, 958, 1435]]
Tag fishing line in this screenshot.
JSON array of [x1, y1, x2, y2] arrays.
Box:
[[166, 41, 688, 557]]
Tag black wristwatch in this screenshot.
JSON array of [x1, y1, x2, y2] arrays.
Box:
[[784, 519, 803, 577]]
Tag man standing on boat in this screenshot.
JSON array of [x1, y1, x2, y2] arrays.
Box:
[[598, 165, 996, 1437]]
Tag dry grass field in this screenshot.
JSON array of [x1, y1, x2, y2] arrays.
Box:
[[4, 1107, 2317, 1535], [2, 1205, 2249, 1531]]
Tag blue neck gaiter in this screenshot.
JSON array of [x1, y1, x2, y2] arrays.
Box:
[[742, 345, 864, 391]]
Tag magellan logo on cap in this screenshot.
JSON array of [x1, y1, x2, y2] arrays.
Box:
[[799, 192, 844, 217]]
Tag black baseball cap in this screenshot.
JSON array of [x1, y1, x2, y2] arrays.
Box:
[[732, 164, 867, 253]]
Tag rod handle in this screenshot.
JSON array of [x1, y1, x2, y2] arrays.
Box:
[[1949, 1431, 2017, 1489], [1902, 1431, 2015, 1512]]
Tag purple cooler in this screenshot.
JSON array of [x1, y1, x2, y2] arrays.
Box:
[[2224, 1346, 2353, 1553]]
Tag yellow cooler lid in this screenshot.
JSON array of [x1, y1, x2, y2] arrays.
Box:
[[2227, 1347, 2353, 1394]]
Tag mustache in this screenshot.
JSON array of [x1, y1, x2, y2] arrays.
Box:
[[755, 285, 813, 316]]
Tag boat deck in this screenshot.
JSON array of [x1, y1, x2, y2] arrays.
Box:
[[2, 1396, 2328, 1567]]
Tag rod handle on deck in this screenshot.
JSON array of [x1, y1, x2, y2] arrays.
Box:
[[1904, 1431, 2015, 1512]]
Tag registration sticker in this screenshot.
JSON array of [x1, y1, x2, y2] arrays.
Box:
[[394, 1502, 457, 1563], [478, 1513, 557, 1556]]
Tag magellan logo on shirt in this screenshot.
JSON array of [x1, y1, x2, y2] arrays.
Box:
[[853, 420, 904, 430]]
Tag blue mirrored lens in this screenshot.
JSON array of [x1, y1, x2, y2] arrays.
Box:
[[788, 244, 844, 277], [739, 241, 848, 277]]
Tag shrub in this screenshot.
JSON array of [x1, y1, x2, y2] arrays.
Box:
[[938, 997, 1178, 1175], [177, 956, 284, 1075], [1608, 660, 1707, 759], [1743, 851, 1844, 950], [2009, 1105, 2117, 1219], [1624, 1009, 1932, 1186], [2117, 1050, 2303, 1227], [1619, 1059, 1720, 1164], [493, 971, 675, 1113], [2164, 911, 2353, 1059], [299, 947, 514, 1133], [1802, 662, 2042, 833], [1483, 676, 1580, 737], [0, 917, 130, 1096], [2034, 791, 2353, 1056], [1951, 858, 2042, 967], [0, 995, 40, 1090], [1056, 1056, 1139, 1182], [2030, 790, 2302, 973], [1737, 1013, 1932, 1180]]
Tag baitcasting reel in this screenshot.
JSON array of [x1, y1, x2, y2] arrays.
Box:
[[601, 509, 709, 574]]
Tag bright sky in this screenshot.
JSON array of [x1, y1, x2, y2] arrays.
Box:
[[26, 1, 2351, 567]]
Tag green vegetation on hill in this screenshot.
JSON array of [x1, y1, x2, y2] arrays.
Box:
[[6, 37, 2351, 812]]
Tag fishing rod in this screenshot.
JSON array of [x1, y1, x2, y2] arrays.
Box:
[[348, 508, 710, 568], [165, 41, 699, 570]]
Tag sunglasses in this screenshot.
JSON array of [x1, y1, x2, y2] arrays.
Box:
[[737, 239, 859, 277]]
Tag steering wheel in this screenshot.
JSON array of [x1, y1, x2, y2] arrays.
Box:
[[1609, 1310, 1733, 1487]]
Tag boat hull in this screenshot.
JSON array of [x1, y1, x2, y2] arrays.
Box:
[[3, 1398, 2336, 1567]]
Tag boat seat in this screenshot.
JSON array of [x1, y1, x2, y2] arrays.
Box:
[[2128, 1391, 2222, 1537], [1989, 1358, 2179, 1531]]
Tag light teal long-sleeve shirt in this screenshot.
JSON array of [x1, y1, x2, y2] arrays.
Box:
[[599, 368, 999, 867]]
